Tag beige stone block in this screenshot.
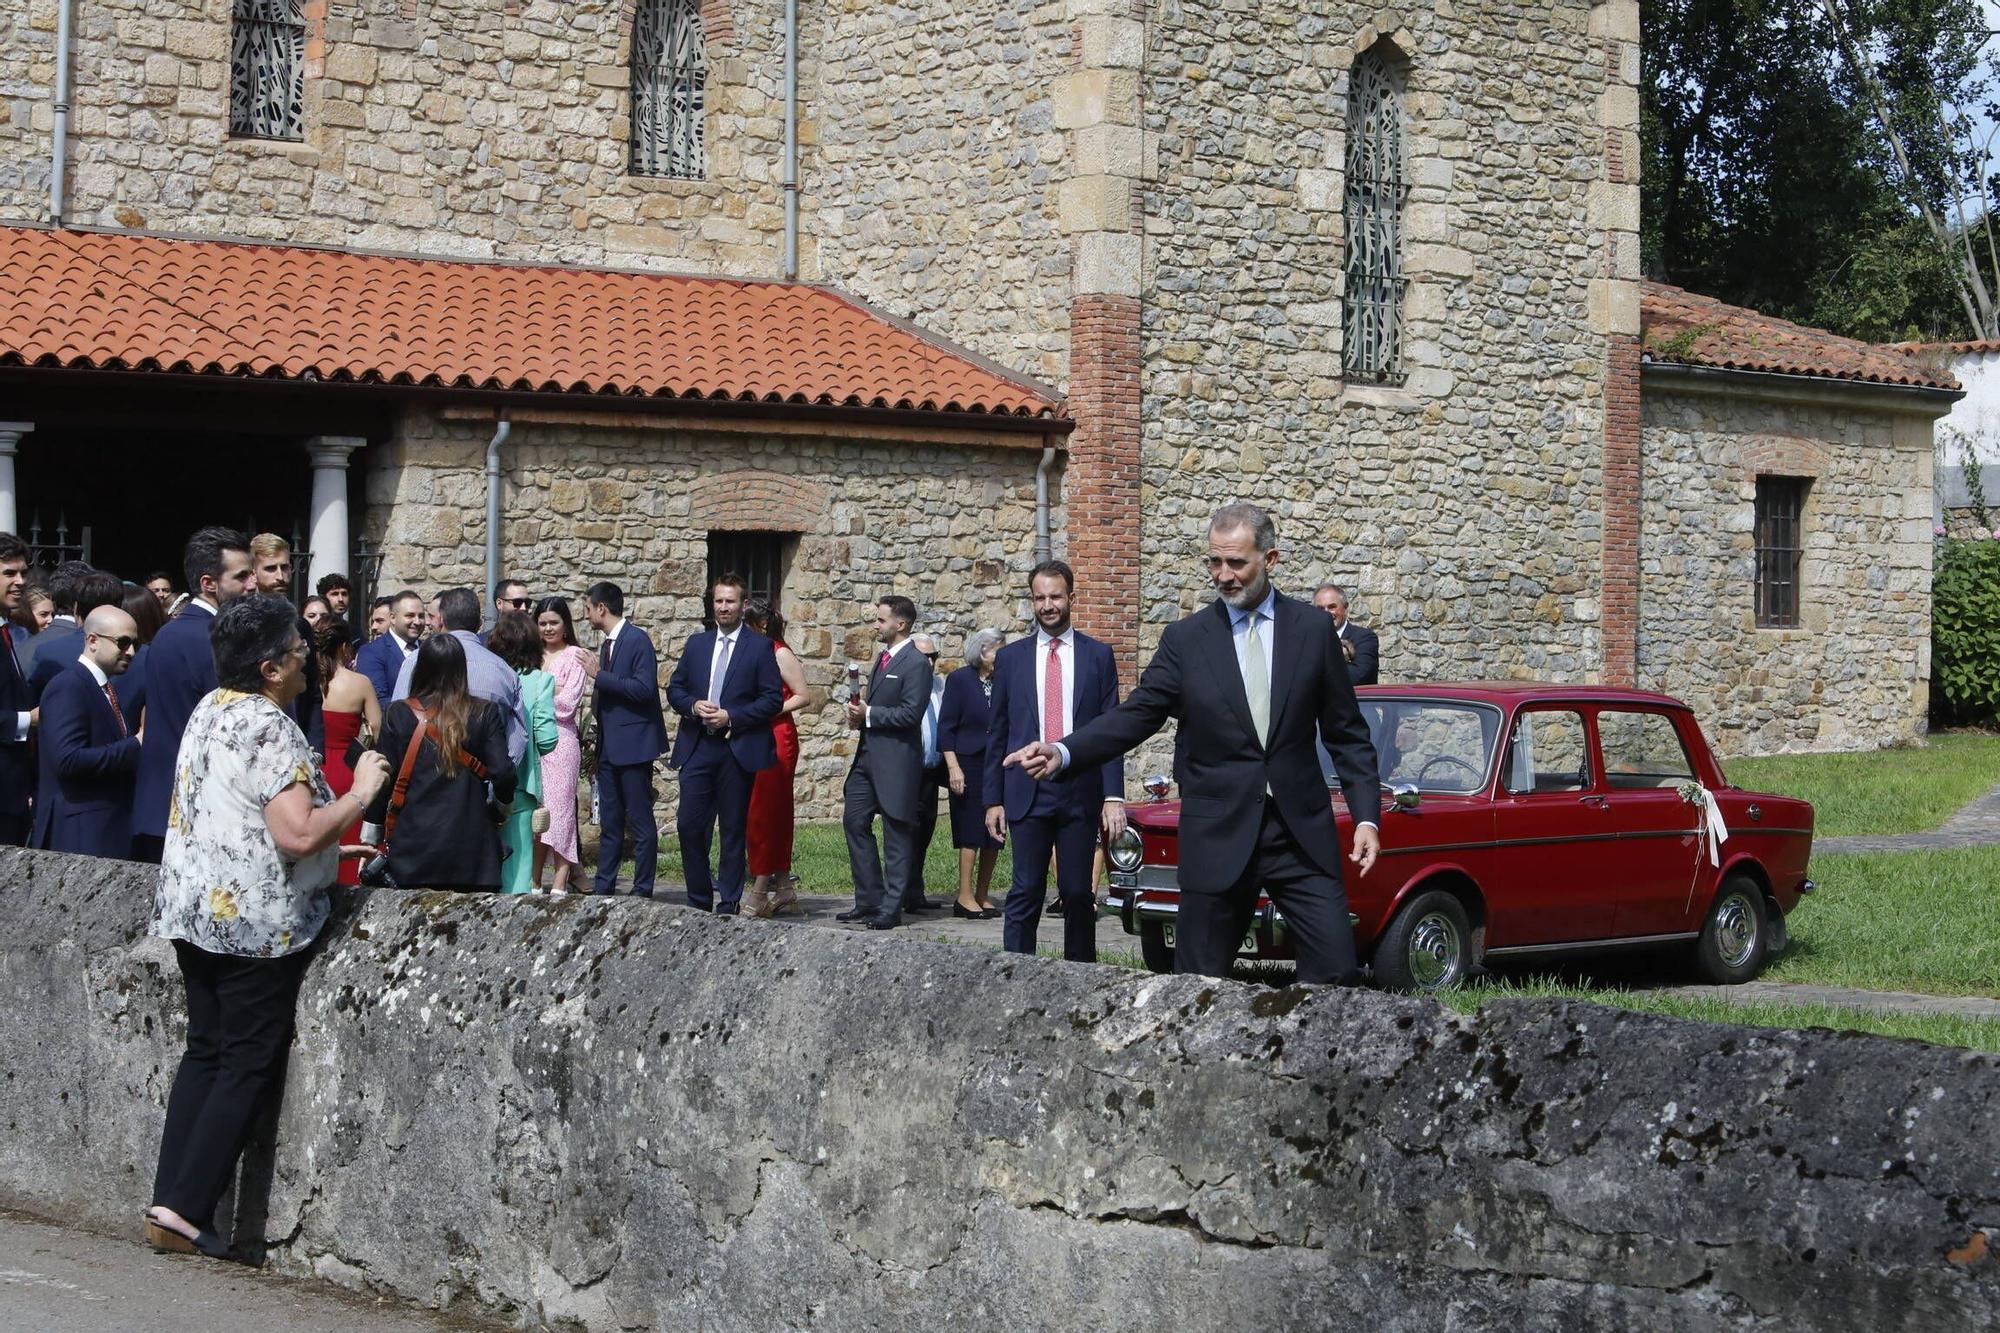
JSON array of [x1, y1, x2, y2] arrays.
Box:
[[1080, 16, 1145, 69], [1057, 174, 1132, 232], [1074, 123, 1144, 178], [1588, 180, 1640, 232], [320, 98, 366, 129], [1053, 71, 1113, 130], [1065, 0, 1126, 15], [325, 46, 380, 85], [1588, 277, 1641, 335], [164, 20, 227, 62], [1598, 84, 1639, 130], [584, 65, 626, 88], [1075, 232, 1142, 296], [1589, 0, 1641, 43], [1405, 243, 1474, 279]]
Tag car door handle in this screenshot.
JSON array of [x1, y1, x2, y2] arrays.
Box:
[[1578, 794, 1607, 808]]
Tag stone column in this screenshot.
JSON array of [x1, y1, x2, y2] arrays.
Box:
[[305, 437, 363, 588], [1592, 0, 1644, 686], [0, 424, 30, 535]]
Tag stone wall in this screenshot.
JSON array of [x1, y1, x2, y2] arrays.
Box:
[[360, 407, 1060, 817], [1639, 378, 1935, 756], [2, 848, 1996, 1329]]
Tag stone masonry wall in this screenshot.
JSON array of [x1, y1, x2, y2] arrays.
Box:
[[1639, 382, 1935, 756], [1130, 0, 1616, 776], [360, 409, 1061, 819], [3, 849, 1997, 1329]]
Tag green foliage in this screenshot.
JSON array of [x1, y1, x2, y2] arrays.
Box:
[[1933, 535, 2000, 723]]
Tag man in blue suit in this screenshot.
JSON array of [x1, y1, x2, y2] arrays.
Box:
[[355, 589, 425, 710], [33, 605, 142, 858], [982, 560, 1126, 962], [130, 526, 254, 863], [665, 573, 784, 914], [0, 533, 37, 845], [581, 580, 667, 897]]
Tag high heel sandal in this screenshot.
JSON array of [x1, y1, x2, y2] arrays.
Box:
[[144, 1210, 230, 1259]]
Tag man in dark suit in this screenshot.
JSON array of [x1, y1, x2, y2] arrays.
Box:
[[20, 560, 93, 694], [838, 595, 933, 931], [983, 560, 1125, 962], [356, 589, 425, 710], [1009, 504, 1382, 984], [1314, 582, 1379, 686], [582, 580, 667, 897], [27, 567, 124, 703], [0, 533, 38, 845], [901, 634, 948, 915], [130, 526, 254, 863], [33, 605, 142, 857], [665, 572, 784, 915]]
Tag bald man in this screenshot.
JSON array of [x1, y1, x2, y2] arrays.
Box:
[[32, 605, 143, 858]]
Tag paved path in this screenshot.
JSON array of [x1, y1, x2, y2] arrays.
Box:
[[1815, 779, 2000, 854], [0, 1211, 492, 1332], [764, 890, 1140, 957]]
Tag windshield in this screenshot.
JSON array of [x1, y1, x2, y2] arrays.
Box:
[[1359, 700, 1500, 793]]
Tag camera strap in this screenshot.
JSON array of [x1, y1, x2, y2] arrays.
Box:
[[381, 700, 490, 849]]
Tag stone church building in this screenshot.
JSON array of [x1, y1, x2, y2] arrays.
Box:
[[0, 0, 1955, 814]]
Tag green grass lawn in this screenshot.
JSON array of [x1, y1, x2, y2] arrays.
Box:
[[1722, 732, 2000, 837], [657, 820, 1017, 903]]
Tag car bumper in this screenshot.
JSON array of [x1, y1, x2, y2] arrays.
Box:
[[1106, 868, 1357, 942]]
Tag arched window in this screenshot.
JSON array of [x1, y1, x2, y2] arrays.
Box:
[[631, 0, 706, 178], [1343, 45, 1408, 384], [229, 0, 306, 141]]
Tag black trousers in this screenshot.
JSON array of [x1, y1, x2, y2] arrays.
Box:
[[902, 766, 946, 909], [1176, 798, 1359, 985], [676, 734, 753, 914], [0, 812, 26, 846], [152, 940, 310, 1232], [843, 763, 914, 925]]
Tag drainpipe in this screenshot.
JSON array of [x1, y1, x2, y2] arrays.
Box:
[[51, 0, 75, 227], [484, 417, 512, 618], [782, 0, 799, 279], [1034, 442, 1057, 563]]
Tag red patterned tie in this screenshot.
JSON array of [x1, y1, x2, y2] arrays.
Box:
[[877, 649, 890, 673], [105, 682, 127, 737], [1043, 638, 1062, 745]]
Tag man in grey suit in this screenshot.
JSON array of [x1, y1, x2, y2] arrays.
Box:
[[838, 595, 934, 931]]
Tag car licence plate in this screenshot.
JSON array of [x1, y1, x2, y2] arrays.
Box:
[[1161, 924, 1258, 953]]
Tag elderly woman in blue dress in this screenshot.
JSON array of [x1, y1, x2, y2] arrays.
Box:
[[938, 626, 1006, 918], [144, 594, 389, 1259]]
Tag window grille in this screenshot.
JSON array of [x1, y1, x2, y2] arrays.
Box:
[[1343, 47, 1408, 384], [229, 0, 306, 141], [705, 532, 790, 628], [1754, 476, 1808, 628], [632, 0, 706, 178]]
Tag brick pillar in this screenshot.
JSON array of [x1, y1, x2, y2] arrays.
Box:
[[1601, 333, 1641, 685], [1067, 294, 1142, 675]]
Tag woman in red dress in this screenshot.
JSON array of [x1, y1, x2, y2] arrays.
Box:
[[314, 619, 382, 885], [743, 600, 811, 917]]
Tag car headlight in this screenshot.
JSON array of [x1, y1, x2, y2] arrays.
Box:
[[1107, 826, 1144, 872]]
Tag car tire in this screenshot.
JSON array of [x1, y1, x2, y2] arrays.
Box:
[[1371, 890, 1474, 993], [1694, 874, 1769, 984], [1138, 920, 1175, 974]]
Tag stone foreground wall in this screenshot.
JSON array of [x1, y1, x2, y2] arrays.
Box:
[[1, 848, 1995, 1330]]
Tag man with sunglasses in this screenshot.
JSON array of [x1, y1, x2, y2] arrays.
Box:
[[32, 604, 144, 859]]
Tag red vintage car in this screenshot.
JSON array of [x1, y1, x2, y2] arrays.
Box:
[[1102, 684, 1816, 990]]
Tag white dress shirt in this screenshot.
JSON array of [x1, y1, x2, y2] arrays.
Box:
[[1034, 626, 1076, 740], [78, 653, 109, 688], [600, 617, 625, 663], [863, 635, 911, 728]]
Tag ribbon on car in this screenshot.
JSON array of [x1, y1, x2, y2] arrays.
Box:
[[1676, 780, 1730, 913]]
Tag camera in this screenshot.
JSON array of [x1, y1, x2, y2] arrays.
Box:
[[358, 852, 397, 888]]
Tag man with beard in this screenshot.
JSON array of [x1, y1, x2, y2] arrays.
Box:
[[1005, 503, 1381, 983]]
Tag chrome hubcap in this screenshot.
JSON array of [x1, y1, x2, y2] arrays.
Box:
[[1714, 893, 1759, 968], [1407, 913, 1463, 989]]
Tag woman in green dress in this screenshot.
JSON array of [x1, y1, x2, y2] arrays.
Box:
[[489, 611, 559, 893]]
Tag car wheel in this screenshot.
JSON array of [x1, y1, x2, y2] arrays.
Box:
[[1371, 890, 1473, 993], [1138, 920, 1175, 974], [1694, 874, 1769, 984]]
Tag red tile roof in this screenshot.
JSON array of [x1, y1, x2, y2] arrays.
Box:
[[0, 226, 1065, 421], [1641, 281, 1959, 391]]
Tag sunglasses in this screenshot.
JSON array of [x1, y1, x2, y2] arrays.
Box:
[[95, 635, 138, 652], [499, 597, 531, 609]]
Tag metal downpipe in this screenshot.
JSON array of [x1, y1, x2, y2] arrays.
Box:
[[1034, 444, 1057, 564], [52, 0, 75, 226], [782, 0, 799, 279], [485, 417, 512, 616]]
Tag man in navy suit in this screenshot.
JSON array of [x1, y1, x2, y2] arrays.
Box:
[[1314, 583, 1380, 686], [33, 605, 142, 857], [356, 589, 425, 710], [130, 526, 254, 863], [20, 560, 92, 695], [581, 580, 667, 897], [27, 567, 125, 704], [0, 533, 37, 845], [665, 572, 784, 914], [983, 561, 1125, 962]]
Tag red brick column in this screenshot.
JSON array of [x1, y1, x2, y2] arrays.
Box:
[[1601, 332, 1641, 686], [1066, 294, 1142, 680]]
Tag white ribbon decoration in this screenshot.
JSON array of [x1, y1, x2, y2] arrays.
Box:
[[1679, 781, 1729, 867]]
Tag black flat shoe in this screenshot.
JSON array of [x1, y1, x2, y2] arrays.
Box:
[[867, 918, 901, 930], [951, 903, 981, 918], [835, 908, 869, 922], [980, 908, 1002, 919], [145, 1215, 230, 1260]]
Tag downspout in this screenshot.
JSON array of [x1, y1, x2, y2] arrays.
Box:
[[782, 0, 799, 279], [485, 417, 512, 619], [51, 0, 75, 227], [1034, 441, 1057, 564]]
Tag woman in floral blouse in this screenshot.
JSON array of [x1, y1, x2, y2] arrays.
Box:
[[145, 595, 389, 1260]]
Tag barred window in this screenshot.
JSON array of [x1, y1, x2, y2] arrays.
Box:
[[632, 0, 706, 179], [1343, 45, 1408, 384], [1754, 476, 1809, 628], [229, 0, 306, 141]]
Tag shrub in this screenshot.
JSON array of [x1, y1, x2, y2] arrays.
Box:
[[1933, 534, 2000, 726]]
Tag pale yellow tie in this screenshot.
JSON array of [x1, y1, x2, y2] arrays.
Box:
[[1244, 612, 1270, 745]]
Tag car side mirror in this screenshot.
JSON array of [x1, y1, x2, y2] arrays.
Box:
[[1391, 783, 1421, 812], [1143, 773, 1172, 802]]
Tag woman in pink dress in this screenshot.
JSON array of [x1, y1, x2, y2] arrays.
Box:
[[532, 597, 592, 894]]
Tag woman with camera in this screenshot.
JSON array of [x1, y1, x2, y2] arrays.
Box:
[[360, 632, 516, 892], [146, 594, 391, 1259]]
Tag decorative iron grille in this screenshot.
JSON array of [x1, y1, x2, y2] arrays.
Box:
[[230, 0, 306, 141], [1754, 476, 1808, 628], [1343, 49, 1408, 385], [631, 0, 706, 178], [704, 531, 788, 629]]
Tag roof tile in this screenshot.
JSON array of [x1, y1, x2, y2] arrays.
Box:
[[1641, 281, 1958, 391], [0, 226, 1064, 419]]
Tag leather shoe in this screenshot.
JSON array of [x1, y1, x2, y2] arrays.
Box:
[[834, 908, 869, 922], [908, 899, 941, 913], [866, 918, 901, 930], [631, 890, 653, 900], [951, 902, 982, 919]]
